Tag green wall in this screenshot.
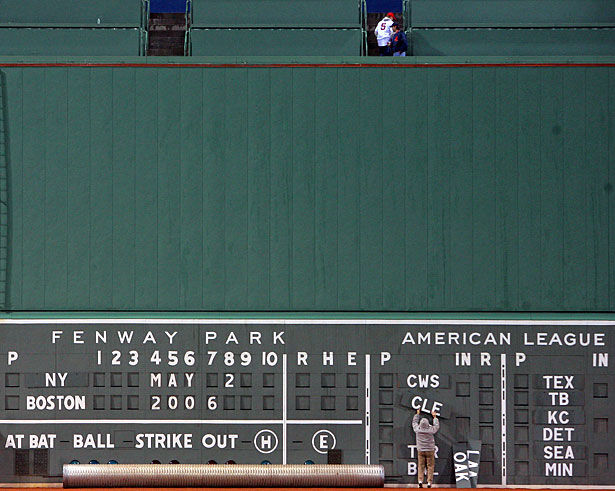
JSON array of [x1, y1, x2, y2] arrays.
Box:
[[1, 60, 614, 311]]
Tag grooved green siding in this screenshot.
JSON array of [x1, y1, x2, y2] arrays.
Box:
[[1, 63, 614, 311], [409, 0, 615, 27], [192, 0, 361, 27], [411, 28, 615, 56], [0, 0, 143, 26], [190, 29, 363, 56], [0, 28, 143, 56]]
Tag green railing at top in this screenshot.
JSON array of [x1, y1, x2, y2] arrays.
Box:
[[142, 0, 150, 55], [184, 0, 192, 55]]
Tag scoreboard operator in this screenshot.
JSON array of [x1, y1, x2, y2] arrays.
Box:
[[413, 409, 440, 488]]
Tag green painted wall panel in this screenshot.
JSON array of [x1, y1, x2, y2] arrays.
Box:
[[292, 68, 316, 309], [404, 68, 428, 310], [561, 69, 587, 310], [180, 68, 204, 309], [1, 63, 614, 312], [0, 70, 8, 308], [610, 71, 615, 311], [0, 0, 143, 26], [494, 68, 519, 309], [409, 0, 615, 27], [192, 0, 360, 28], [112, 68, 136, 309], [21, 69, 45, 308], [43, 68, 68, 308], [336, 69, 360, 309], [448, 68, 473, 309], [585, 69, 610, 310], [190, 29, 362, 56], [201, 68, 226, 309], [426, 68, 450, 309], [472, 68, 496, 309], [224, 68, 249, 309], [314, 69, 339, 309], [247, 68, 271, 309], [66, 69, 91, 308], [359, 69, 383, 309], [89, 68, 113, 309], [4, 69, 22, 309], [157, 69, 182, 310], [517, 68, 542, 310], [0, 28, 141, 56], [539, 68, 564, 309], [381, 69, 405, 310], [268, 68, 292, 309], [411, 28, 615, 56], [134, 69, 159, 309]]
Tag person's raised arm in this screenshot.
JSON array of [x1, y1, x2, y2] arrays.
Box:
[[430, 411, 440, 433], [412, 409, 420, 432]]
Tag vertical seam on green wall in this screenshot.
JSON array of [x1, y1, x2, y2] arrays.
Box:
[[470, 69, 474, 308], [111, 68, 115, 308], [201, 68, 205, 310], [447, 68, 451, 308], [313, 67, 317, 309], [538, 69, 543, 308], [0, 69, 9, 309], [608, 68, 612, 311], [268, 68, 272, 309], [65, 67, 69, 307], [336, 67, 340, 310], [290, 68, 294, 309], [179, 68, 184, 309], [88, 68, 92, 308], [43, 70, 47, 309], [402, 68, 406, 309], [19, 68, 24, 309], [425, 69, 430, 309], [560, 68, 565, 310], [609, 67, 612, 310], [133, 67, 137, 308], [380, 68, 384, 309], [358, 69, 362, 309], [583, 68, 588, 310], [156, 69, 160, 308], [515, 68, 520, 310]]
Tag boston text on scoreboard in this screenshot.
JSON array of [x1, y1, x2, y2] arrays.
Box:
[[0, 319, 612, 485]]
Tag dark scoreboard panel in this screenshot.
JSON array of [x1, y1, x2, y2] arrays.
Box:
[[0, 320, 613, 485]]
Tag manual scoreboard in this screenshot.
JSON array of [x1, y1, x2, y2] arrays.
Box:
[[0, 320, 612, 485]]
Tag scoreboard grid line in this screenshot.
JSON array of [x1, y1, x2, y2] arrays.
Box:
[[2, 319, 615, 325], [501, 353, 507, 486], [365, 353, 371, 465], [282, 353, 288, 465], [0, 420, 364, 425]]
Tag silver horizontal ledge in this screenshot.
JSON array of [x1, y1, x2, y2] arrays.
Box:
[[63, 463, 385, 488]]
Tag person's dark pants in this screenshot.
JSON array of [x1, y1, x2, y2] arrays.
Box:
[[378, 45, 391, 56], [418, 451, 435, 484]]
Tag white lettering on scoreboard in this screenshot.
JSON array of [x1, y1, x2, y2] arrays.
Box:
[[0, 321, 612, 486], [541, 375, 578, 477]]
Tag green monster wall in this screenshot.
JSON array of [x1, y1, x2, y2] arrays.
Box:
[[0, 58, 613, 312]]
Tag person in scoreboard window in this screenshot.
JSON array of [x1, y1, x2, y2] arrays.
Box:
[[375, 12, 396, 55], [412, 409, 440, 488], [389, 23, 407, 56]]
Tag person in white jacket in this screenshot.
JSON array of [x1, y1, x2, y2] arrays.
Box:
[[375, 12, 395, 56]]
